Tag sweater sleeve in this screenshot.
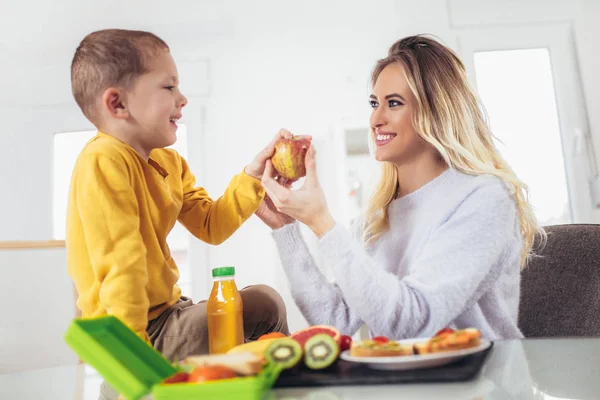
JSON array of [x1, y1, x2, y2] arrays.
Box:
[[272, 222, 365, 336], [318, 182, 519, 339], [177, 156, 265, 245]]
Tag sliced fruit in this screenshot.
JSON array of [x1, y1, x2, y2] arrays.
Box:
[[264, 338, 303, 369], [163, 371, 189, 384], [434, 328, 455, 338], [226, 338, 278, 358], [290, 325, 341, 348], [340, 335, 352, 352], [371, 336, 390, 344], [304, 333, 340, 370], [188, 366, 237, 383], [258, 332, 287, 341]]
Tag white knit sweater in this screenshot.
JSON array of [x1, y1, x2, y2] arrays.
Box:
[[272, 169, 524, 340]]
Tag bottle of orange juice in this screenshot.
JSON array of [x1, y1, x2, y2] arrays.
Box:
[[207, 266, 244, 354]]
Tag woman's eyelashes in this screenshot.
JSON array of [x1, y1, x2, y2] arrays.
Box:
[[369, 98, 404, 108]]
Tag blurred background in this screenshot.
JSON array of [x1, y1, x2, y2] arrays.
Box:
[[1, 0, 599, 382]]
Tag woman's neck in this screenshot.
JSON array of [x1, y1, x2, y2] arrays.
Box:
[[395, 154, 448, 198]]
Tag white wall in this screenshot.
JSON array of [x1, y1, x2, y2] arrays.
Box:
[[196, 0, 453, 332], [0, 0, 453, 335], [1, 0, 598, 337]]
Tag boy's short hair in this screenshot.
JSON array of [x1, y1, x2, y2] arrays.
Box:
[[71, 29, 169, 123]]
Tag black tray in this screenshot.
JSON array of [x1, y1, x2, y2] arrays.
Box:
[[273, 343, 494, 388]]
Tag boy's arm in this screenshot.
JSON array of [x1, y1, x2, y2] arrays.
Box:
[[75, 154, 150, 341], [177, 156, 265, 245]]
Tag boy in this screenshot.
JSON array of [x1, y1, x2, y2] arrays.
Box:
[[66, 29, 290, 369]]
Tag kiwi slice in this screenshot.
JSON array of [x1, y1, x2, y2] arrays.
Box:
[[265, 338, 303, 369], [304, 334, 339, 370]]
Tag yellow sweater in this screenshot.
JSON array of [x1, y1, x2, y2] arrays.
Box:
[[66, 132, 265, 340]]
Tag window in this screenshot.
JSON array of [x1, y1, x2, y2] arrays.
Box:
[[473, 49, 571, 225], [52, 129, 96, 240]]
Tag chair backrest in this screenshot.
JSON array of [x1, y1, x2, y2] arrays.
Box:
[[519, 224, 600, 337]]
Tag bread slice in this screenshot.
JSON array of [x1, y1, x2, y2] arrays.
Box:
[[184, 352, 263, 376], [350, 340, 414, 357]]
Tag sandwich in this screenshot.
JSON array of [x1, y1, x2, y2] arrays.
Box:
[[184, 352, 263, 376], [350, 339, 414, 357], [413, 328, 481, 354]]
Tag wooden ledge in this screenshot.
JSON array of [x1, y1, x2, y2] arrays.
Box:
[[0, 240, 66, 249]]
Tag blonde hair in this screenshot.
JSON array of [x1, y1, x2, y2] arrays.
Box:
[[362, 34, 545, 267]]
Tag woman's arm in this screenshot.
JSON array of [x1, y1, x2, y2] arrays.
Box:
[[272, 222, 364, 336]]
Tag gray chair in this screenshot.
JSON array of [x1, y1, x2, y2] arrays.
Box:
[[519, 224, 600, 337]]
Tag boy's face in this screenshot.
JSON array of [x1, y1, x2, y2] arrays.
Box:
[[125, 50, 187, 150]]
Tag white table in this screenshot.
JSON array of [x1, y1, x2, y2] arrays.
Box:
[[2, 338, 599, 399]]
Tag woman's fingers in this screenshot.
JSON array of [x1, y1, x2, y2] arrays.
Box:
[[262, 161, 292, 208], [304, 145, 319, 187]]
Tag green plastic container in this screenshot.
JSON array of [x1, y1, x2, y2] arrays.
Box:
[[64, 316, 281, 400]]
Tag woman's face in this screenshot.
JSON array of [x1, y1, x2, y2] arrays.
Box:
[[369, 62, 431, 167]]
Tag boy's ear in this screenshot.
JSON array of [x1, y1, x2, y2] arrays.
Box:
[[101, 87, 129, 119]]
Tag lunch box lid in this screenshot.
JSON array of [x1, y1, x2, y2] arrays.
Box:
[[64, 316, 176, 400]]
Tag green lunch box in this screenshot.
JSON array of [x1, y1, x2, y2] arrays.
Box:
[[64, 316, 282, 400]]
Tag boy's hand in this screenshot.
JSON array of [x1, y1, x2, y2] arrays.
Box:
[[255, 190, 295, 230], [245, 129, 300, 180]]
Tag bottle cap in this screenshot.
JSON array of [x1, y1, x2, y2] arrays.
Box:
[[212, 266, 235, 278]]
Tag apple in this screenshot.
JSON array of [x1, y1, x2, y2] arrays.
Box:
[[271, 135, 311, 181]]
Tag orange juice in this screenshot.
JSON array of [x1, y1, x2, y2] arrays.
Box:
[[207, 266, 244, 354]]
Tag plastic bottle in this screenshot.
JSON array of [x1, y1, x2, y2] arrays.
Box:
[[207, 266, 244, 354]]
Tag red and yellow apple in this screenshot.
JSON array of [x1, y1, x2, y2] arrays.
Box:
[[271, 135, 311, 181]]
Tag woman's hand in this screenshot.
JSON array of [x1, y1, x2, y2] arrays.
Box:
[[261, 145, 336, 238]]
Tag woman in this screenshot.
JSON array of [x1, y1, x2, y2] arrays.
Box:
[[257, 35, 544, 340]]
